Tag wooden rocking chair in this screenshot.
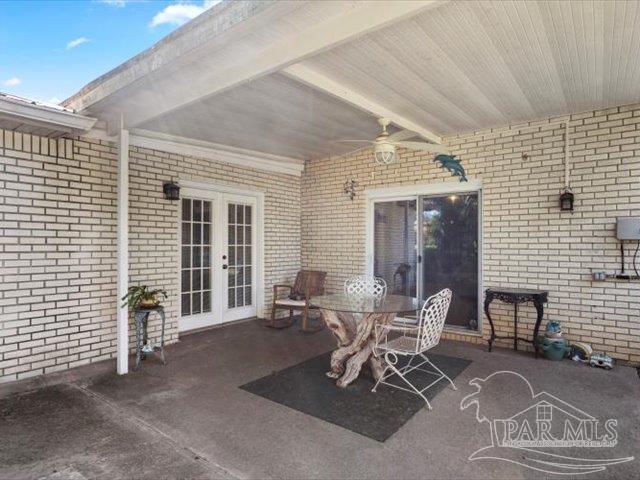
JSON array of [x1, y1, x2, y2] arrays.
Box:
[[267, 270, 327, 332]]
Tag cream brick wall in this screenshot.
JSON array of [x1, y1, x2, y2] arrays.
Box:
[[302, 104, 640, 362], [126, 144, 301, 345], [0, 131, 300, 383], [2, 102, 639, 383], [0, 134, 118, 381]]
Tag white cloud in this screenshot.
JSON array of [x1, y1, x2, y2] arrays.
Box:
[[47, 97, 61, 105], [66, 37, 90, 50], [4, 77, 21, 87], [150, 1, 221, 28]]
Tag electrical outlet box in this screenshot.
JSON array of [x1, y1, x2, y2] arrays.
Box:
[[616, 217, 640, 240]]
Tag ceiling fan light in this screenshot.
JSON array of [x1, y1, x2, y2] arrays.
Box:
[[374, 143, 395, 165]]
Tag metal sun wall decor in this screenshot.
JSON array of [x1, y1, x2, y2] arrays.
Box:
[[434, 154, 468, 182], [343, 179, 357, 200]]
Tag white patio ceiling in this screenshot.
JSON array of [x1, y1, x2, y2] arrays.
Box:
[[140, 73, 393, 160], [65, 0, 640, 167]]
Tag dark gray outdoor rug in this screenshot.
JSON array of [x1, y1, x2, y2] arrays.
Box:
[[240, 352, 471, 442]]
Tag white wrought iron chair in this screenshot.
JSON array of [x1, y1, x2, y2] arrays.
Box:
[[344, 275, 387, 299], [372, 288, 455, 410]]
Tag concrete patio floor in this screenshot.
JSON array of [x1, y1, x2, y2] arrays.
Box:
[[1, 320, 638, 480]]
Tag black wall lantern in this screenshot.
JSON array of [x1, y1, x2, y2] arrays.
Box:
[[559, 186, 574, 212], [559, 121, 574, 212], [163, 181, 180, 201]]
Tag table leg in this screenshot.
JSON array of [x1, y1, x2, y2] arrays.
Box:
[[336, 312, 395, 388], [320, 309, 358, 378], [159, 349, 166, 365], [143, 315, 148, 349], [320, 309, 356, 346], [159, 309, 166, 365], [368, 353, 385, 381], [532, 297, 544, 358], [484, 294, 496, 352], [142, 314, 149, 360], [134, 312, 144, 370], [513, 302, 518, 351], [318, 309, 355, 378]]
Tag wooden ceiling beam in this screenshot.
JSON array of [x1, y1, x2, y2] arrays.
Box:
[[282, 63, 442, 144]]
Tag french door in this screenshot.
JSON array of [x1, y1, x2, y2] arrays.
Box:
[[369, 189, 481, 332], [179, 188, 258, 332]]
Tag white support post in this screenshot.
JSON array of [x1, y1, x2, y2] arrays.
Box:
[[116, 117, 130, 375]]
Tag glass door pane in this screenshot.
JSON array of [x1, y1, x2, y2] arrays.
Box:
[[420, 193, 479, 330], [227, 203, 253, 310], [373, 200, 417, 297], [180, 198, 212, 317]]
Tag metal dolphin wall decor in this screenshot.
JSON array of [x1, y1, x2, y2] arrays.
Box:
[[434, 154, 468, 182]]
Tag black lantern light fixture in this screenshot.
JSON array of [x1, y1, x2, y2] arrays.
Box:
[[559, 120, 574, 212], [163, 181, 180, 201], [559, 186, 574, 212]]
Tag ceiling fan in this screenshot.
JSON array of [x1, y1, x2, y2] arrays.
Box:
[[337, 118, 449, 165]]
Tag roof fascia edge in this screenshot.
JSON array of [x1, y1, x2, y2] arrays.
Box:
[[63, 1, 281, 112], [0, 96, 96, 133]]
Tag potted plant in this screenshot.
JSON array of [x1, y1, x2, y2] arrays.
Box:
[[122, 285, 168, 310]]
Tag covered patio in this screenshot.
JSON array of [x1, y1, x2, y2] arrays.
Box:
[[1, 321, 638, 479], [56, 0, 640, 376], [1, 0, 640, 478]]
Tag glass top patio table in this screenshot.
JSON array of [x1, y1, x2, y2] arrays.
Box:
[[309, 293, 423, 314]]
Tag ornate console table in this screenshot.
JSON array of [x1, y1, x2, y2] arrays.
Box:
[[484, 288, 548, 357]]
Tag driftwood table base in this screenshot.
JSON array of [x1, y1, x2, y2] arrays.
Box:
[[319, 308, 396, 388]]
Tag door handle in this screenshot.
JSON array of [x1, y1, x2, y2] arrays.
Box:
[[222, 264, 228, 270]]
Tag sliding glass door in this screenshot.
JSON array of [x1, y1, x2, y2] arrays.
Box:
[[370, 190, 480, 332], [373, 199, 417, 296], [420, 193, 479, 330]]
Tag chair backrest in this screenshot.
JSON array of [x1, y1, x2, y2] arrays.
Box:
[[344, 275, 387, 299], [293, 270, 326, 297], [393, 263, 412, 295], [416, 288, 452, 352]]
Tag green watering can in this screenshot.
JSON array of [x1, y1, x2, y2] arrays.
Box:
[[537, 336, 571, 361]]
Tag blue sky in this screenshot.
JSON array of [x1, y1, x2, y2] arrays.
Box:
[[0, 1, 218, 104]]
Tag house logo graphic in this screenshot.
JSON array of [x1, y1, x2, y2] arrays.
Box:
[[460, 371, 634, 475]]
